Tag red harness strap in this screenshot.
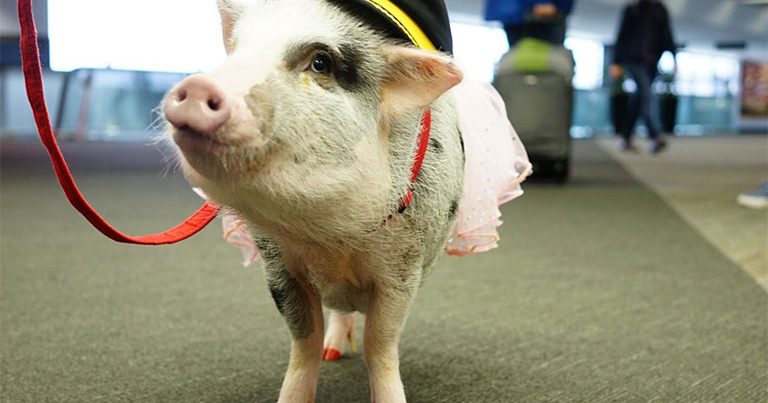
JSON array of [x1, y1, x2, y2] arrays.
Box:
[[18, 0, 220, 245], [398, 108, 431, 212]]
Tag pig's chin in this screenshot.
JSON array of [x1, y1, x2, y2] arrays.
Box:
[[173, 128, 233, 156], [172, 133, 240, 184]]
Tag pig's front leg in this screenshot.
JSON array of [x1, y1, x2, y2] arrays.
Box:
[[262, 246, 324, 403], [364, 276, 420, 403], [277, 283, 323, 403]]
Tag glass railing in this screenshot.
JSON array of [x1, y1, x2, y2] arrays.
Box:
[[571, 88, 739, 137], [0, 67, 184, 141], [54, 69, 186, 141], [0, 68, 748, 141]]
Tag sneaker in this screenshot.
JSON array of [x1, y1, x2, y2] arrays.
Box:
[[620, 139, 638, 153], [737, 181, 768, 209], [650, 139, 668, 154]]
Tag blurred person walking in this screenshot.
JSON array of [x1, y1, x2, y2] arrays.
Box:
[[610, 0, 676, 154], [485, 0, 575, 47]]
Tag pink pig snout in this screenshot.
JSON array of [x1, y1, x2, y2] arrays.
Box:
[[164, 74, 231, 134]]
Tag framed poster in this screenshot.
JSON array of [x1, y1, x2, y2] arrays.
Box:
[[741, 60, 768, 119]]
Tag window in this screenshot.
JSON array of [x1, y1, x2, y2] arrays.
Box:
[[48, 0, 226, 73], [675, 51, 740, 97], [564, 37, 604, 90], [450, 21, 509, 83]]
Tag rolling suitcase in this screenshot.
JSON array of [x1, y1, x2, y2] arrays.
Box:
[[493, 38, 574, 182]]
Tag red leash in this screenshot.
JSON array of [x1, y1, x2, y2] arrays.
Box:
[[18, 0, 220, 245]]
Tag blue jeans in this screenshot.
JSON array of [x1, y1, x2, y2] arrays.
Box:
[[622, 64, 660, 141]]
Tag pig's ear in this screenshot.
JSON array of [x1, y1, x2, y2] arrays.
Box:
[[217, 0, 244, 54], [380, 46, 463, 116]]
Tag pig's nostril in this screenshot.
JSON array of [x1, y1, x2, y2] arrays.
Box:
[[164, 74, 230, 133]]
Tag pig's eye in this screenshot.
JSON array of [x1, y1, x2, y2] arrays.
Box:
[[310, 52, 333, 75]]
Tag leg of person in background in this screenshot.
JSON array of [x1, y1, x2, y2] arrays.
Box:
[[624, 64, 668, 154], [639, 66, 667, 154], [620, 65, 642, 152]]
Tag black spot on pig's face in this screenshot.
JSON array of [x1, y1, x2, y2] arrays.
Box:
[[336, 44, 364, 91]]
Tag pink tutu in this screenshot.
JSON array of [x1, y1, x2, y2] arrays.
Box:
[[217, 79, 531, 266], [444, 80, 532, 256], [221, 212, 262, 266]]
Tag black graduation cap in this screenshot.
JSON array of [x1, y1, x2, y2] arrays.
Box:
[[327, 0, 453, 53]]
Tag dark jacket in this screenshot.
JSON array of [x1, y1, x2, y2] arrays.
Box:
[[613, 0, 676, 68]]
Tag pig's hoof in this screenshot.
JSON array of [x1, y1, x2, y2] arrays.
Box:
[[323, 311, 356, 361], [322, 348, 342, 361]]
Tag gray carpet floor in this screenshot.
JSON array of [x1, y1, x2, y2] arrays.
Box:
[[1, 139, 766, 402], [597, 136, 768, 290]]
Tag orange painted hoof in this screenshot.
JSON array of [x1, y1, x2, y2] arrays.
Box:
[[322, 348, 342, 361]]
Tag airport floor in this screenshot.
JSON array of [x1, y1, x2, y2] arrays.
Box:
[[1, 136, 766, 402]]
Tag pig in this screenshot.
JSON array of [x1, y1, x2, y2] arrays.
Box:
[[162, 0, 528, 402]]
